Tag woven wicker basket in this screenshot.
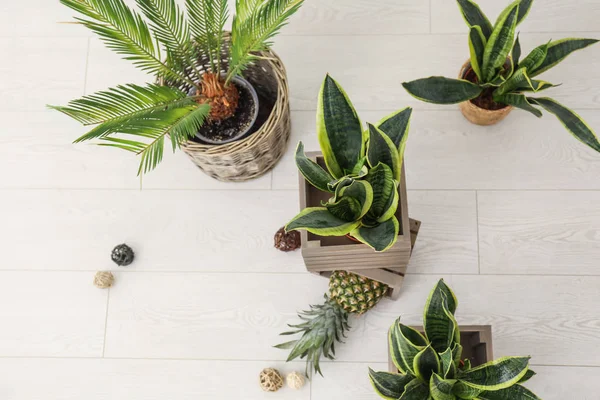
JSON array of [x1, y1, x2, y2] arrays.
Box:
[[458, 60, 512, 126], [175, 35, 291, 182]]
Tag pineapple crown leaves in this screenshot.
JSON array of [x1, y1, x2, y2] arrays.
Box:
[[369, 279, 541, 400], [401, 0, 600, 154], [285, 75, 413, 252], [51, 0, 304, 176]]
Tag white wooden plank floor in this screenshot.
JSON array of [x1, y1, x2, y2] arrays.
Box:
[[1, 0, 599, 398]]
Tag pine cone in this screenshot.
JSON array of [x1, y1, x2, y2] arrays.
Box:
[[274, 227, 301, 252], [111, 244, 135, 266]]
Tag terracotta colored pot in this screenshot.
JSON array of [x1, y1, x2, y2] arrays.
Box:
[[458, 60, 513, 126]]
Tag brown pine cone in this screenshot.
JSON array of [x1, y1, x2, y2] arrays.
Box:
[[274, 226, 301, 252]]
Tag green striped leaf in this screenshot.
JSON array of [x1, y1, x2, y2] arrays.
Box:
[[518, 369, 536, 383], [391, 321, 428, 374], [452, 342, 463, 364], [495, 67, 533, 95], [285, 207, 360, 236], [529, 97, 600, 153], [399, 379, 430, 399], [424, 279, 459, 353], [459, 356, 530, 391], [469, 25, 487, 81], [440, 347, 457, 379], [493, 93, 542, 118], [512, 33, 522, 68], [367, 123, 401, 181], [351, 216, 399, 252], [317, 74, 364, 178], [403, 77, 482, 104], [517, 79, 556, 92], [516, 0, 533, 25], [456, 0, 493, 38], [531, 38, 599, 77], [389, 320, 407, 373], [326, 196, 361, 222], [376, 107, 412, 151], [413, 345, 440, 383], [377, 181, 399, 223], [453, 381, 483, 399], [519, 42, 549, 72], [477, 384, 541, 399], [365, 163, 395, 220], [430, 373, 456, 400], [368, 368, 414, 400], [339, 180, 374, 219], [482, 2, 519, 82], [294, 142, 334, 193]]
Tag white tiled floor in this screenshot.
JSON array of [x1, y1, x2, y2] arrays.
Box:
[[0, 0, 599, 399]]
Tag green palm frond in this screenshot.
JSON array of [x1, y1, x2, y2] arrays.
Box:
[[186, 0, 229, 72], [228, 0, 303, 80], [235, 0, 267, 22], [60, 0, 196, 87]]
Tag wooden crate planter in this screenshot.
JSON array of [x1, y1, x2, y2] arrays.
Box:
[[387, 325, 494, 372], [298, 152, 421, 299]]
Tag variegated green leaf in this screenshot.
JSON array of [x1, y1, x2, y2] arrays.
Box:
[[458, 356, 530, 391], [389, 319, 409, 373], [326, 196, 361, 222], [493, 93, 542, 118], [469, 25, 487, 81], [430, 373, 456, 400], [351, 216, 399, 252], [519, 42, 549, 72], [518, 369, 536, 383], [376, 107, 413, 151], [424, 279, 459, 353], [482, 1, 519, 82], [477, 384, 541, 400], [403, 77, 482, 104], [452, 342, 464, 364], [369, 368, 414, 400], [351, 156, 368, 175], [531, 38, 599, 77], [377, 181, 399, 223], [495, 67, 533, 95], [294, 142, 334, 193], [317, 74, 364, 178], [517, 79, 556, 92], [453, 381, 483, 399], [413, 345, 440, 383], [516, 0, 533, 25], [529, 97, 600, 153], [339, 180, 374, 219], [399, 378, 430, 400], [391, 321, 428, 374], [367, 123, 401, 181], [440, 347, 457, 379], [286, 207, 360, 236], [456, 0, 493, 39], [512, 33, 522, 68], [365, 163, 395, 220]]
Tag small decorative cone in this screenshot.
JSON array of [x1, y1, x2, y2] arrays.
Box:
[[93, 271, 114, 289], [286, 371, 306, 390], [274, 227, 301, 252], [259, 368, 284, 392]]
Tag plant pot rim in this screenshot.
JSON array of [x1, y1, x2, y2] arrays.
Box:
[[459, 59, 513, 114], [191, 74, 260, 145]]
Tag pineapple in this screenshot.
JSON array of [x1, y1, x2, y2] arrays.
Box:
[[275, 271, 388, 376]]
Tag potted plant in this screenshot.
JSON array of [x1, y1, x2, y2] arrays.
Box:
[[402, 0, 600, 153], [285, 74, 420, 298], [369, 279, 540, 399], [50, 0, 302, 180]]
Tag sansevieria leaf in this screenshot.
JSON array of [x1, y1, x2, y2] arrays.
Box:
[[440, 347, 457, 379], [351, 216, 399, 252], [338, 180, 374, 219], [495, 67, 534, 96], [285, 207, 360, 236], [430, 372, 456, 400], [368, 368, 413, 400], [512, 33, 522, 68], [516, 0, 533, 25], [400, 378, 430, 399], [452, 381, 483, 399], [519, 42, 549, 72], [459, 356, 530, 391], [477, 384, 541, 399], [390, 320, 428, 374], [377, 181, 399, 223], [403, 77, 482, 104], [317, 74, 364, 178], [326, 196, 362, 222], [456, 0, 493, 39], [376, 107, 412, 151], [529, 97, 600, 153], [423, 279, 459, 353], [531, 38, 599, 77], [413, 345, 440, 383], [367, 123, 401, 182], [364, 163, 395, 220], [469, 25, 487, 81], [294, 142, 334, 193], [482, 1, 519, 82], [493, 93, 542, 118], [518, 369, 536, 383]]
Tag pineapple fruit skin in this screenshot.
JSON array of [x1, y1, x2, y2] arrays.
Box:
[[329, 271, 388, 315]]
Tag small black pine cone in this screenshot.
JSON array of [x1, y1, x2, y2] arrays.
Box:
[[111, 244, 135, 266]]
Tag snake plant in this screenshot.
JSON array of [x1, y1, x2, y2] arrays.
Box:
[[403, 0, 600, 154], [369, 279, 540, 399], [49, 0, 303, 175], [285, 75, 411, 252]]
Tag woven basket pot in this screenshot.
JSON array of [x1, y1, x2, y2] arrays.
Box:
[[458, 60, 512, 126], [176, 35, 291, 182]]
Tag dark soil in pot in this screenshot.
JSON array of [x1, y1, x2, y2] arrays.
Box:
[[461, 66, 509, 111]]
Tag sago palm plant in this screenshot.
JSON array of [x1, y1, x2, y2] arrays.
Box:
[[370, 279, 540, 399], [285, 74, 412, 252], [402, 0, 600, 153], [49, 0, 303, 175]]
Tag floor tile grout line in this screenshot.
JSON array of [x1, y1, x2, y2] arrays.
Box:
[[101, 289, 110, 358], [5, 188, 600, 192], [475, 190, 481, 275]]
